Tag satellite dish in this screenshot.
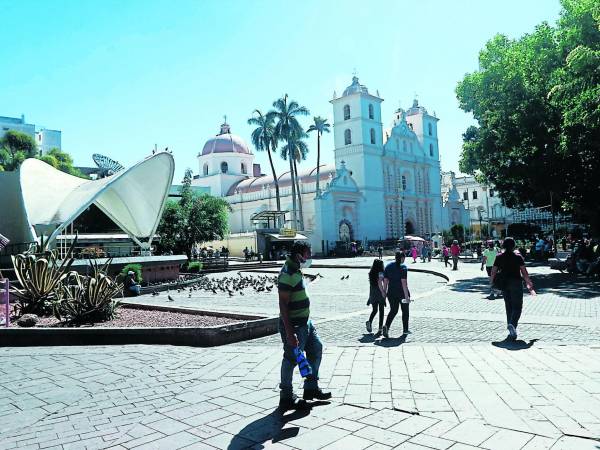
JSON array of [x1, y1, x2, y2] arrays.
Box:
[[92, 154, 125, 177]]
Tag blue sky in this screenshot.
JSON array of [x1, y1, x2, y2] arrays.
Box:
[[0, 0, 562, 182]]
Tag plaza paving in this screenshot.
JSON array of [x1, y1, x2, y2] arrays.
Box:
[[1, 257, 600, 449]]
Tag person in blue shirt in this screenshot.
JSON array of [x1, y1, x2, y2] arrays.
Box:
[[382, 251, 412, 337]]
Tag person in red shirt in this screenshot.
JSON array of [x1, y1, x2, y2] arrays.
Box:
[[450, 240, 461, 270]]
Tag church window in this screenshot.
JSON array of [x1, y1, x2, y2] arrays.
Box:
[[428, 123, 432, 136], [403, 141, 407, 152], [489, 189, 495, 197], [370, 128, 376, 145], [344, 129, 352, 145], [368, 104, 374, 120], [429, 143, 434, 157], [472, 190, 478, 200], [203, 163, 208, 176], [241, 162, 247, 174], [343, 105, 350, 120], [463, 191, 468, 201], [221, 162, 228, 174], [402, 175, 407, 191], [395, 139, 399, 150]]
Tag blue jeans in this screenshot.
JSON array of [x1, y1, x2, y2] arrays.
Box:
[[279, 319, 322, 398]]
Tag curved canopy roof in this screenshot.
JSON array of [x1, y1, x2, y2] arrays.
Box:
[[17, 153, 174, 245]]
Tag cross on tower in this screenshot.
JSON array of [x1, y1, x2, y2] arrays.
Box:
[[223, 114, 227, 124]]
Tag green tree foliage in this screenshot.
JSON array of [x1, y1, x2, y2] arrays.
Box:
[[40, 148, 87, 178], [450, 224, 465, 242], [456, 0, 600, 231], [156, 169, 231, 257], [0, 130, 38, 171]]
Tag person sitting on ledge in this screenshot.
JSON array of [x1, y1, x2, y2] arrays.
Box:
[[124, 271, 141, 297]]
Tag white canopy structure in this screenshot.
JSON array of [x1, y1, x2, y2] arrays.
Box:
[[0, 153, 174, 251]]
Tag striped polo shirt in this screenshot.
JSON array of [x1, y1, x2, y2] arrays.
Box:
[[278, 256, 310, 326]]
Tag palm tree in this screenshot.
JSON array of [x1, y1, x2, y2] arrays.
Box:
[[271, 94, 309, 230], [248, 109, 281, 214], [281, 131, 309, 230], [307, 116, 330, 197]]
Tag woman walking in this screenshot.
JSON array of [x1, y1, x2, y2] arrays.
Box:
[[382, 251, 411, 337], [411, 245, 418, 263], [365, 259, 387, 335], [442, 245, 450, 267], [491, 237, 536, 341]]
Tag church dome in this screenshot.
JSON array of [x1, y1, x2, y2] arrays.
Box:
[[201, 122, 251, 156], [343, 76, 369, 96]]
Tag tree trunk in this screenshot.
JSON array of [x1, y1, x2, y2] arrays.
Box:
[[265, 143, 281, 217], [316, 132, 321, 197], [293, 157, 304, 230], [288, 152, 297, 230]]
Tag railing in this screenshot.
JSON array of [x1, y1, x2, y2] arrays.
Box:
[[0, 279, 9, 327]]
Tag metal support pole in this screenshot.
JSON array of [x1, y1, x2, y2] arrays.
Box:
[[1, 279, 9, 327]]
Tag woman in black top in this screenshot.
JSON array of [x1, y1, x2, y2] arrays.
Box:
[[366, 259, 386, 335], [491, 237, 535, 341]]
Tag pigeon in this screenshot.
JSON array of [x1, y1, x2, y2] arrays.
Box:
[[151, 290, 159, 296], [168, 295, 175, 302], [316, 273, 324, 278]]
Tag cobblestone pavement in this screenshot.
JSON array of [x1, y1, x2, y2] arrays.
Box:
[[2, 258, 600, 449], [1, 344, 600, 449]]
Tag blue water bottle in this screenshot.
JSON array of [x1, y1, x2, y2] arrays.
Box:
[[293, 347, 312, 378]]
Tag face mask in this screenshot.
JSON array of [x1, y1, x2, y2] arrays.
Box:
[[300, 258, 313, 269]]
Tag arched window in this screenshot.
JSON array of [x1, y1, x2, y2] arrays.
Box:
[[221, 161, 228, 174], [368, 104, 374, 120], [241, 162, 247, 174], [344, 129, 352, 145], [203, 163, 208, 176], [343, 104, 350, 120], [370, 128, 376, 144], [428, 123, 432, 135], [429, 143, 434, 157], [402, 175, 407, 191]]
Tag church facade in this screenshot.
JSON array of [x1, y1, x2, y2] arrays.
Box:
[[193, 76, 467, 255]]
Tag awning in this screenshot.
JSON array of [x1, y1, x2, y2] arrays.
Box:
[[266, 233, 308, 241]]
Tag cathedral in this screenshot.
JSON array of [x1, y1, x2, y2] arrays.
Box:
[[193, 76, 466, 256]]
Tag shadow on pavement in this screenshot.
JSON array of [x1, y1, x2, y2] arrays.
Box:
[[374, 334, 407, 347], [492, 338, 538, 350], [359, 333, 377, 343], [228, 403, 329, 449], [448, 273, 600, 299]]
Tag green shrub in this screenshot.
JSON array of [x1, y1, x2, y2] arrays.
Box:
[[187, 261, 202, 273], [120, 264, 143, 283]]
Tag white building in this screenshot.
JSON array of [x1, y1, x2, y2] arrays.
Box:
[[0, 114, 61, 156], [194, 76, 462, 255]]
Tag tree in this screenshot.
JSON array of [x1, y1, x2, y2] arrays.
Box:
[[450, 224, 465, 242], [248, 110, 281, 214], [307, 116, 330, 197], [156, 201, 185, 255], [187, 194, 231, 245], [456, 0, 600, 232], [270, 94, 310, 230], [280, 130, 309, 230], [40, 148, 87, 178], [0, 130, 38, 171]]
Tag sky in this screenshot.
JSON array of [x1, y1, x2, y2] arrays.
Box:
[[0, 0, 563, 182]]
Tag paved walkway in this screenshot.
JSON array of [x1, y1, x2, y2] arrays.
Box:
[[2, 258, 600, 449]]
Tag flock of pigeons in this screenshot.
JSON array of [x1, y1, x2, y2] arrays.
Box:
[[150, 273, 279, 301]]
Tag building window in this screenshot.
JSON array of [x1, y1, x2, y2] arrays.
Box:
[[463, 191, 468, 201], [396, 139, 399, 150], [429, 143, 433, 157], [368, 104, 374, 119], [428, 123, 432, 136], [343, 104, 350, 120], [203, 163, 208, 176], [402, 175, 407, 191], [489, 189, 494, 197], [472, 190, 478, 200], [370, 128, 376, 144], [221, 162, 228, 174], [241, 162, 247, 174], [403, 141, 407, 152], [344, 129, 352, 145]]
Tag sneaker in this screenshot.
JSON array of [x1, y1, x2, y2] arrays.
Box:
[[279, 394, 310, 411], [376, 328, 382, 336], [507, 324, 517, 339], [382, 325, 389, 338], [303, 388, 332, 401], [403, 330, 412, 335], [366, 321, 372, 333]]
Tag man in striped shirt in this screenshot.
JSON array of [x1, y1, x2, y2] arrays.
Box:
[[278, 241, 331, 410]]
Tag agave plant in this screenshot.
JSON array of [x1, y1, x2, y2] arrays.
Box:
[[11, 239, 77, 315], [53, 259, 123, 323]]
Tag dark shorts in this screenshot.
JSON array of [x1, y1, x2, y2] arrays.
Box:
[[486, 266, 493, 276]]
